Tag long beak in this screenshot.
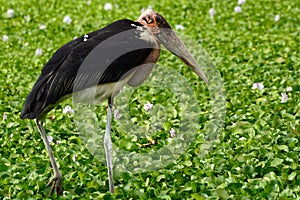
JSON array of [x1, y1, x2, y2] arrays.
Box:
[[157, 29, 208, 84]]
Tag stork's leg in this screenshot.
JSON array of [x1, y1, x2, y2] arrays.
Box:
[[104, 97, 114, 193], [35, 119, 63, 196]]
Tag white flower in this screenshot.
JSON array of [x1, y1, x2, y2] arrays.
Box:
[[72, 155, 77, 162], [87, 0, 92, 5], [234, 6, 242, 13], [114, 109, 120, 119], [281, 92, 288, 103], [209, 8, 216, 18], [47, 136, 53, 143], [39, 24, 46, 30], [63, 105, 74, 114], [24, 15, 30, 22], [252, 82, 264, 90], [144, 103, 153, 112], [35, 48, 43, 56], [3, 35, 8, 42], [3, 113, 7, 120], [286, 86, 292, 92], [238, 0, 246, 5], [274, 14, 280, 22], [175, 24, 185, 31], [104, 3, 113, 11], [170, 128, 176, 138], [83, 34, 88, 42], [7, 9, 14, 18], [63, 15, 72, 24]]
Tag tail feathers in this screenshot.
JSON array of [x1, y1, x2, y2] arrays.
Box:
[[20, 78, 52, 119], [20, 100, 46, 119]]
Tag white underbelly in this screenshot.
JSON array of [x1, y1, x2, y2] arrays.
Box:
[[72, 70, 136, 104]]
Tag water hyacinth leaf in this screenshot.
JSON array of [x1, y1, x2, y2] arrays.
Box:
[[1, 0, 300, 199], [270, 158, 284, 167], [0, 164, 9, 172], [288, 172, 296, 181]]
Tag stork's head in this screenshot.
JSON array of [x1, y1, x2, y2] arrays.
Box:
[[138, 9, 172, 30], [138, 9, 208, 83]]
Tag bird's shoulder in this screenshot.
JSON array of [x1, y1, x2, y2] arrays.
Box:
[[41, 19, 142, 75]]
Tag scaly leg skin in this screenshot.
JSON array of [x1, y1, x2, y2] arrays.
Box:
[[104, 97, 115, 193], [35, 119, 63, 196]]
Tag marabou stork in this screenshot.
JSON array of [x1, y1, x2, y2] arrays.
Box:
[[21, 9, 208, 195]]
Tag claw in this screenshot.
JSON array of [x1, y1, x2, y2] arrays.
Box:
[[46, 175, 63, 196]]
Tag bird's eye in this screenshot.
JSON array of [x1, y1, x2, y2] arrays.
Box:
[[142, 17, 148, 24], [143, 16, 152, 24]]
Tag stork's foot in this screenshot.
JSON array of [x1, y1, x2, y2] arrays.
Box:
[[46, 175, 63, 196]]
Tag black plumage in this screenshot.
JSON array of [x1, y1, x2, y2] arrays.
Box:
[[20, 9, 208, 195], [21, 19, 154, 119]]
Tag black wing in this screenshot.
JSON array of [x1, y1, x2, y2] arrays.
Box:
[[21, 19, 154, 119]]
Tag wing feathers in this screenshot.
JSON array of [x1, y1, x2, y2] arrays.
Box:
[[21, 20, 155, 119]]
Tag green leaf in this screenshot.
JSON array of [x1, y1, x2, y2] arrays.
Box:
[[277, 145, 289, 151], [216, 189, 229, 200], [288, 172, 296, 181], [270, 158, 283, 167], [191, 193, 205, 200], [183, 160, 193, 167], [156, 174, 166, 182], [0, 164, 9, 172]]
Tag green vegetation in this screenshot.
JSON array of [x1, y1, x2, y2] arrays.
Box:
[[1, 0, 299, 199]]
